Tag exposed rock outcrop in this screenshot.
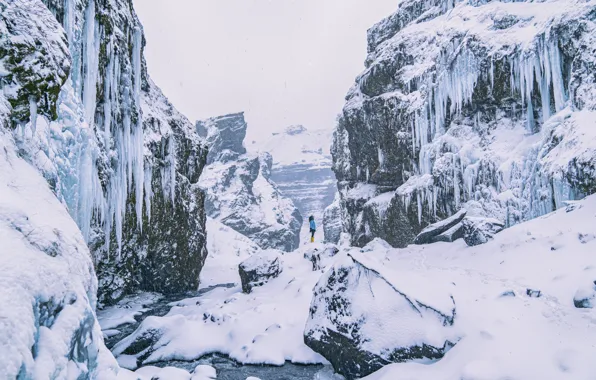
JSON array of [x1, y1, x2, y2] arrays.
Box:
[[331, 0, 596, 248], [200, 113, 302, 252], [304, 250, 457, 379], [414, 210, 467, 244]]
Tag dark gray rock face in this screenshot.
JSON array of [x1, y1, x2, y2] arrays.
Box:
[[239, 250, 283, 293], [200, 116, 303, 252], [462, 217, 505, 247], [331, 0, 596, 248], [5, 0, 209, 307], [197, 112, 247, 164], [414, 210, 467, 245], [304, 252, 457, 380]]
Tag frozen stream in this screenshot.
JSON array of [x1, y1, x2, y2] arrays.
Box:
[[98, 285, 342, 380]]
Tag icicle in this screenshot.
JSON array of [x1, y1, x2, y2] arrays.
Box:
[[144, 165, 153, 222], [453, 154, 460, 208], [103, 44, 114, 146], [168, 136, 176, 204], [132, 27, 145, 229], [417, 191, 422, 225], [82, 0, 99, 125], [29, 96, 37, 135]]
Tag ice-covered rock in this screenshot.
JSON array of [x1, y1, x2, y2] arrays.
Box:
[[304, 250, 457, 379], [414, 209, 467, 244], [331, 0, 596, 248], [573, 280, 596, 308], [239, 250, 283, 293], [462, 217, 505, 247], [303, 244, 340, 271], [0, 130, 117, 378], [200, 114, 302, 252]]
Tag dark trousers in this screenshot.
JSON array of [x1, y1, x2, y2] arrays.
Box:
[[310, 229, 315, 238]]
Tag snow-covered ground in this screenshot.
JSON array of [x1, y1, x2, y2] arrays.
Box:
[[101, 193, 596, 379], [109, 244, 330, 368]]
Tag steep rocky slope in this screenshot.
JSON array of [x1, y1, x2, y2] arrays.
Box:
[[1, 0, 208, 306], [198, 113, 302, 251], [332, 0, 596, 247], [250, 125, 337, 242]]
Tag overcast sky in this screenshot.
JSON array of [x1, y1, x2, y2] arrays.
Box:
[[134, 0, 397, 142]]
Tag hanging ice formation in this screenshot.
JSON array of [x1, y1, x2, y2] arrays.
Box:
[[403, 35, 568, 218], [26, 2, 179, 256]]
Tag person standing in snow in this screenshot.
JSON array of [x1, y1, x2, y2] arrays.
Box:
[[309, 215, 316, 243]]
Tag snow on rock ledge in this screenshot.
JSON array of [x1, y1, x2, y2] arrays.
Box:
[[304, 249, 458, 379]]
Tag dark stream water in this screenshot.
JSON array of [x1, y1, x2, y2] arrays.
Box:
[[103, 284, 342, 380]]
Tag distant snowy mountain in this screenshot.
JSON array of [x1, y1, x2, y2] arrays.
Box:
[[198, 113, 303, 252], [250, 125, 337, 243]]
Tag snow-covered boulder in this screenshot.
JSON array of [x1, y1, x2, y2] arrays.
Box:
[[414, 210, 467, 245], [331, 0, 596, 249], [304, 250, 457, 379], [239, 250, 283, 293], [462, 217, 505, 247], [303, 244, 340, 271], [573, 280, 596, 308], [200, 113, 302, 252]]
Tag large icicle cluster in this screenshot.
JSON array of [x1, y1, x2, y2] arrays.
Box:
[[332, 0, 596, 247]]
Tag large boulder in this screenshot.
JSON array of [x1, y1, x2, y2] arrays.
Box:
[[200, 114, 302, 252], [462, 217, 505, 247], [304, 251, 457, 379], [414, 210, 467, 245], [239, 250, 283, 293]]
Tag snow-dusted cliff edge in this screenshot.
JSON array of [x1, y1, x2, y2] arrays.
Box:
[[1, 0, 208, 375], [332, 0, 596, 247]]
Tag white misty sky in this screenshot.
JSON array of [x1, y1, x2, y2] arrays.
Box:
[[133, 0, 397, 143]]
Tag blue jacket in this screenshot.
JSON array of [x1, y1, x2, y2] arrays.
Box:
[[310, 220, 316, 230]]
